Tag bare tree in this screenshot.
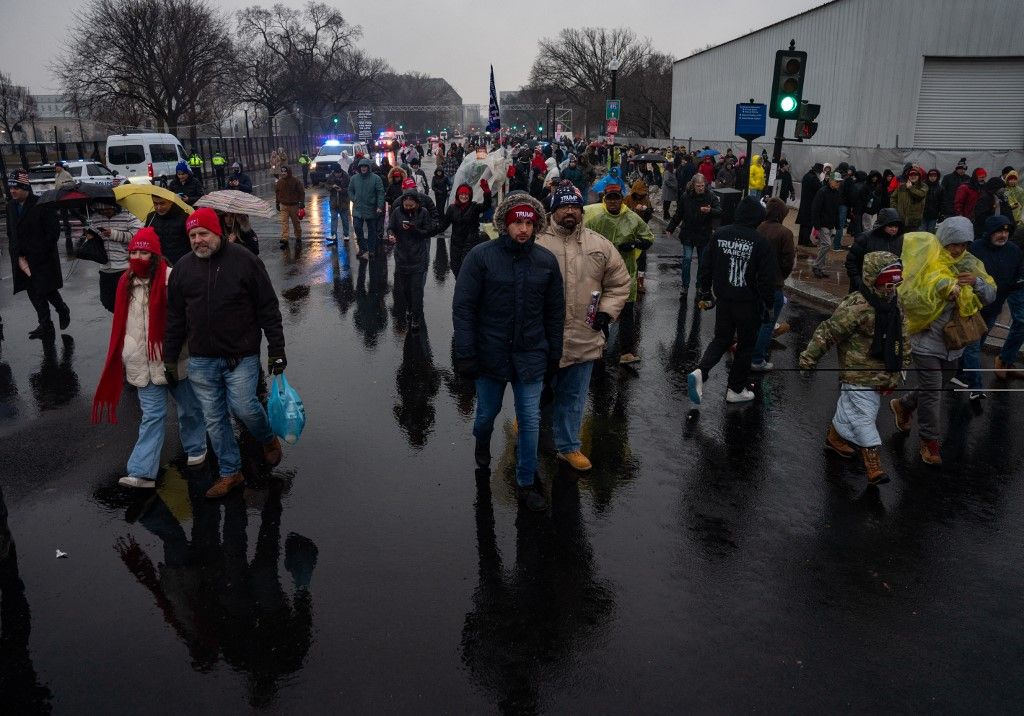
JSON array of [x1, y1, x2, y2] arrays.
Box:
[[528, 27, 651, 135], [236, 2, 371, 135], [53, 0, 233, 136], [230, 44, 294, 138], [620, 51, 674, 138], [0, 72, 37, 143]]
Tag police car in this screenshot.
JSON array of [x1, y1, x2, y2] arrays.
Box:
[[309, 139, 368, 185]]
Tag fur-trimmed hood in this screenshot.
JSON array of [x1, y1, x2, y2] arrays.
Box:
[[493, 192, 547, 235]]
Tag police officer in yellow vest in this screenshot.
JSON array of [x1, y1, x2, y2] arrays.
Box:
[[211, 150, 227, 189], [187, 150, 204, 182], [297, 151, 312, 188]]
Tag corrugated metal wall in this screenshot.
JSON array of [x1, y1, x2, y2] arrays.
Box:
[[670, 0, 1024, 150]]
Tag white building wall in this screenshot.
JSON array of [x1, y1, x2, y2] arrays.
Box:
[[670, 0, 1023, 149]]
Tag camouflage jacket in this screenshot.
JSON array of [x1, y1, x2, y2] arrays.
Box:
[[800, 251, 909, 388], [794, 292, 909, 387]]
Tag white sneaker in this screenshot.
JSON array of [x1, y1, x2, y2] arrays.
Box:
[[687, 369, 703, 405], [119, 476, 156, 489], [949, 376, 968, 388], [187, 451, 207, 467], [726, 388, 756, 403], [750, 361, 774, 372]]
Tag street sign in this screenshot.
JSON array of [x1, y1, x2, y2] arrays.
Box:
[[356, 109, 373, 142], [606, 118, 619, 134], [605, 100, 621, 120], [735, 102, 767, 139]]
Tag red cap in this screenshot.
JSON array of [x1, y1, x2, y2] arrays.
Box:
[[874, 262, 903, 287], [128, 227, 162, 254], [185, 207, 222, 237], [507, 203, 538, 224], [401, 178, 416, 190]]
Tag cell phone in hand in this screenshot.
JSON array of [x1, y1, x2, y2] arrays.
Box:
[[402, 221, 412, 230]]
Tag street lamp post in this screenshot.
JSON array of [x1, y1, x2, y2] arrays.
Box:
[[608, 58, 621, 104], [545, 97, 550, 142]]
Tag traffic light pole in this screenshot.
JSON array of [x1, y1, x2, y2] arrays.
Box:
[[771, 117, 786, 197]]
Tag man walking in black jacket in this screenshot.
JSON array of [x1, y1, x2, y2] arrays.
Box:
[[811, 172, 844, 277], [796, 163, 823, 247], [164, 208, 287, 499], [688, 197, 775, 404], [452, 193, 564, 512], [388, 189, 432, 330]]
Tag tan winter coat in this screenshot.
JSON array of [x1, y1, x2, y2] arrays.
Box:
[[123, 270, 187, 388], [536, 222, 631, 367]]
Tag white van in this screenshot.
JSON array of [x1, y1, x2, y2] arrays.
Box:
[[105, 133, 187, 184], [309, 140, 368, 185]]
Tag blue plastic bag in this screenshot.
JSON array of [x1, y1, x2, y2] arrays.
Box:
[[268, 373, 306, 445]]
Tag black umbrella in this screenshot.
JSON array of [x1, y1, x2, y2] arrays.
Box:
[[36, 182, 116, 208]]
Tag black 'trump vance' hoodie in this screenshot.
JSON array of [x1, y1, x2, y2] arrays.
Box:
[[698, 196, 775, 306]]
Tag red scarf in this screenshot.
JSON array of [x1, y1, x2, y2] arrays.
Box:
[[92, 260, 169, 424]]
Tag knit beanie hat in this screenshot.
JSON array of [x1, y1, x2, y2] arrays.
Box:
[[7, 170, 30, 189], [129, 227, 162, 255], [185, 207, 222, 236], [507, 202, 539, 224], [175, 160, 190, 174], [548, 181, 583, 212]]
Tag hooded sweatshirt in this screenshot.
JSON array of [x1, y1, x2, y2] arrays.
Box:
[[349, 158, 386, 218], [697, 196, 775, 305], [388, 190, 432, 274], [845, 207, 904, 291], [969, 215, 1024, 318], [756, 198, 796, 288]]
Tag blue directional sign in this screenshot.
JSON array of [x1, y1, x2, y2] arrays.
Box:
[[735, 103, 767, 138]]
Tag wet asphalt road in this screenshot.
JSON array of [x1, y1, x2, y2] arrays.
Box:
[[1, 174, 1024, 713]]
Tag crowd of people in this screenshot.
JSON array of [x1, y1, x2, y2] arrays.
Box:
[[3, 132, 1023, 509]]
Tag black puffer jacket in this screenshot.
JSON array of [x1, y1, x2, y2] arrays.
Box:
[[452, 193, 564, 383], [165, 174, 204, 205], [144, 205, 190, 264], [668, 188, 721, 247], [811, 184, 843, 229], [697, 197, 774, 306], [436, 185, 492, 247], [845, 207, 904, 291], [388, 191, 432, 274], [165, 239, 284, 361], [796, 168, 822, 226]]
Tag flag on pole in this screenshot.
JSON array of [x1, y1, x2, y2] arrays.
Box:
[[486, 65, 501, 133]]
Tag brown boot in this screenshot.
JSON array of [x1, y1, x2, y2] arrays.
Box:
[[890, 398, 913, 433], [205, 472, 244, 499], [919, 439, 942, 466], [860, 447, 888, 484], [825, 424, 855, 458], [263, 436, 283, 467]]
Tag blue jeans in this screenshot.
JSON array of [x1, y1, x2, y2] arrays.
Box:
[[473, 376, 543, 487], [353, 215, 379, 255], [1000, 290, 1024, 364], [752, 289, 786, 364], [126, 379, 207, 480], [834, 205, 848, 248], [680, 244, 697, 291], [188, 356, 273, 476], [552, 361, 594, 454], [330, 202, 351, 239], [961, 313, 999, 390], [748, 189, 762, 200]]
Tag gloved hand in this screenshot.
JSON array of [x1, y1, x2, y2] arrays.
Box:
[[618, 241, 637, 252], [297, 208, 306, 219], [635, 238, 653, 251], [798, 353, 815, 377], [592, 311, 611, 339], [268, 353, 287, 375], [454, 357, 479, 380], [696, 290, 716, 311], [479, 178, 490, 194], [164, 361, 179, 388]]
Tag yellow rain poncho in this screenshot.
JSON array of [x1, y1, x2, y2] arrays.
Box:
[[898, 231, 995, 335]]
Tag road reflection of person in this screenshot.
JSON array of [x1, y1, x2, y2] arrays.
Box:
[[394, 329, 441, 448], [0, 483, 54, 712], [461, 472, 613, 713], [115, 466, 318, 708], [29, 333, 80, 412]]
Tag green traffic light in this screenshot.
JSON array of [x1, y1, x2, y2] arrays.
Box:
[[779, 96, 798, 113]]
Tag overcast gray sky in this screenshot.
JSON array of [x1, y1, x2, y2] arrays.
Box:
[[2, 0, 822, 104]]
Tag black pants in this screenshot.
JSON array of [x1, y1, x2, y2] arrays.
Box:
[[27, 288, 68, 326], [395, 270, 425, 321], [214, 168, 225, 189], [697, 299, 760, 392], [99, 270, 124, 313], [663, 200, 672, 220], [798, 223, 813, 246]]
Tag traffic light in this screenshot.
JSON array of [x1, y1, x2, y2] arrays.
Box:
[[399, 124, 404, 130], [331, 115, 339, 126], [769, 49, 807, 119], [537, 123, 543, 132], [794, 102, 820, 140], [427, 129, 432, 134]]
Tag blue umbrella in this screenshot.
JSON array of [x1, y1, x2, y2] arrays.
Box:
[[696, 149, 720, 158]]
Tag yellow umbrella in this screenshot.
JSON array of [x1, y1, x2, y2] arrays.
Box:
[[113, 183, 194, 221]]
